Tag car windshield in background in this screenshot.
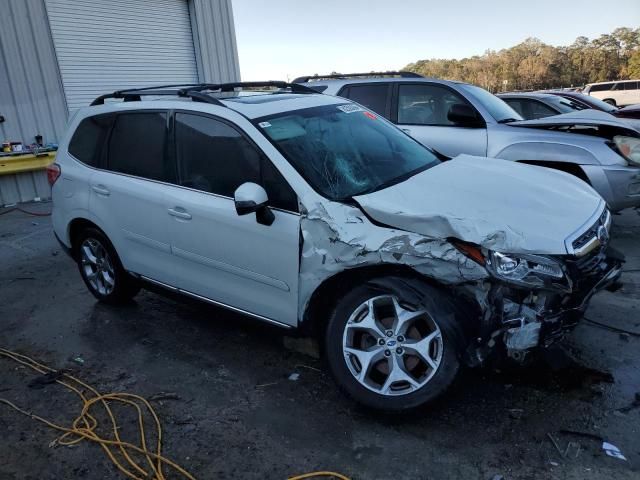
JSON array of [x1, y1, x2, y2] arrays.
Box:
[[573, 93, 619, 112], [547, 96, 586, 113], [255, 104, 440, 200], [461, 84, 523, 123]]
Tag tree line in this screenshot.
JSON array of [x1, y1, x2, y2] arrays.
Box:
[[404, 27, 640, 92]]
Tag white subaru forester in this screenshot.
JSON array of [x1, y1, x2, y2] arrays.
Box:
[[50, 82, 622, 412]]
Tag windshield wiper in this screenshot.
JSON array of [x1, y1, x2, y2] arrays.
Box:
[[498, 118, 520, 124]]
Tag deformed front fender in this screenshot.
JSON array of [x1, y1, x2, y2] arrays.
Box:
[[297, 199, 489, 323]]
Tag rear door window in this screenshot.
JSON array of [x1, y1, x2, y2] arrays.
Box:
[[107, 112, 169, 182], [528, 100, 558, 119], [340, 84, 391, 118], [502, 99, 525, 117], [68, 114, 115, 167], [624, 81, 639, 90]]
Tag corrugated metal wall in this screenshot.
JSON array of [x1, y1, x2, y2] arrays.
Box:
[[0, 0, 68, 146], [0, 0, 240, 207], [190, 0, 241, 83], [46, 0, 200, 112], [0, 170, 51, 206]]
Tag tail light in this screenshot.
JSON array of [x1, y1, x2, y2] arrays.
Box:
[[46, 163, 61, 186]]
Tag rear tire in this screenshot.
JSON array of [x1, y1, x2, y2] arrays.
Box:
[[325, 276, 465, 412], [75, 228, 140, 304]]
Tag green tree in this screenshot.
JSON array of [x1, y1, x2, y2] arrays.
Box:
[[403, 27, 640, 91]]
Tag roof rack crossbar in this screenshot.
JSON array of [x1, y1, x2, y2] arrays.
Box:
[[185, 81, 317, 94], [116, 83, 204, 94], [292, 71, 423, 83], [90, 81, 319, 106], [90, 89, 225, 106]]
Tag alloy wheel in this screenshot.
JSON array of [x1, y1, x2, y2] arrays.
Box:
[[342, 295, 443, 396], [80, 238, 115, 296]]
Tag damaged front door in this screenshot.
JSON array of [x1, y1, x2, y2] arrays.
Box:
[[165, 112, 301, 326]]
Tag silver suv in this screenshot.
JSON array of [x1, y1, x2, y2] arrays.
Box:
[[295, 72, 640, 212], [50, 82, 622, 412]]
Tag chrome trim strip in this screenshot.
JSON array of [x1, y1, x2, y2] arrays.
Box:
[[572, 235, 601, 257], [171, 246, 290, 292], [136, 274, 293, 329], [564, 200, 606, 256], [138, 274, 178, 291], [178, 289, 293, 329]]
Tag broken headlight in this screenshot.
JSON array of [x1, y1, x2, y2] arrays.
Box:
[[486, 251, 571, 291], [613, 135, 640, 167]]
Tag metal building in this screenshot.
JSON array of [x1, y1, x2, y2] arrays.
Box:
[[0, 0, 240, 205]]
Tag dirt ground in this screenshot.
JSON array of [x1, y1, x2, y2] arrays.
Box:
[[0, 203, 639, 480]]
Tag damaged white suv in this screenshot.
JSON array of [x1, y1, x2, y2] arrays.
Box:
[[51, 82, 623, 412]]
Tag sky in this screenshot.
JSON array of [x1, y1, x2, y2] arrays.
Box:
[[231, 0, 640, 81]]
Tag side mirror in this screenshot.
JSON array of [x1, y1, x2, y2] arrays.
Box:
[[447, 103, 483, 127], [233, 182, 275, 226]]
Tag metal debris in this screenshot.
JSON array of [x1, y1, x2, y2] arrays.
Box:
[[602, 441, 627, 461]]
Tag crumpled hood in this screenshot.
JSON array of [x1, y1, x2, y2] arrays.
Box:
[[508, 109, 640, 137], [354, 155, 604, 254]]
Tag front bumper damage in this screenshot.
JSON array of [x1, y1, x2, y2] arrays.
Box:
[[466, 245, 624, 365], [298, 199, 623, 365]]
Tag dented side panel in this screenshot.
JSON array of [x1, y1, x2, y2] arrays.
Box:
[[297, 198, 489, 321]]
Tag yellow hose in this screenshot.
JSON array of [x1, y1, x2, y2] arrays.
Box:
[[0, 348, 350, 480]]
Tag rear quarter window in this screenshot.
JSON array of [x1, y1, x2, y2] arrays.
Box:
[[68, 114, 115, 166]]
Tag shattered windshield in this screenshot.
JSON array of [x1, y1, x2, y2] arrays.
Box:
[[254, 104, 439, 200]]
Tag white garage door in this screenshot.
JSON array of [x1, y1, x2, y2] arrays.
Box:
[[45, 0, 199, 112]]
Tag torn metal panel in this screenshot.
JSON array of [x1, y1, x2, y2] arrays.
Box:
[[297, 198, 489, 319], [353, 155, 604, 254]]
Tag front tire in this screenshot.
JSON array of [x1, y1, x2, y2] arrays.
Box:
[[325, 277, 465, 412], [75, 228, 140, 304], [603, 98, 617, 106]]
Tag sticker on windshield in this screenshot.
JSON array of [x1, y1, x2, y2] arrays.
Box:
[[258, 121, 272, 128], [337, 104, 364, 114], [363, 111, 377, 120]]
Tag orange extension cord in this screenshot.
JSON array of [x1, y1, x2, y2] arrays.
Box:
[[0, 348, 349, 480]]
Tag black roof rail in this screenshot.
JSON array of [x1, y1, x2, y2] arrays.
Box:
[[90, 81, 319, 106], [292, 71, 423, 83]]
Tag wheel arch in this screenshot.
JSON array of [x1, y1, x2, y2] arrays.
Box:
[[495, 142, 600, 165], [516, 160, 591, 184], [67, 217, 109, 259], [300, 263, 476, 339]]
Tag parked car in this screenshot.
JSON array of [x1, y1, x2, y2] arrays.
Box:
[[497, 92, 585, 119], [50, 81, 622, 412], [295, 72, 640, 211], [583, 80, 640, 107], [536, 90, 640, 132], [615, 104, 640, 120], [542, 90, 623, 114]]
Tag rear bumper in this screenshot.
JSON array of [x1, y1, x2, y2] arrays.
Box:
[[583, 163, 640, 211]]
